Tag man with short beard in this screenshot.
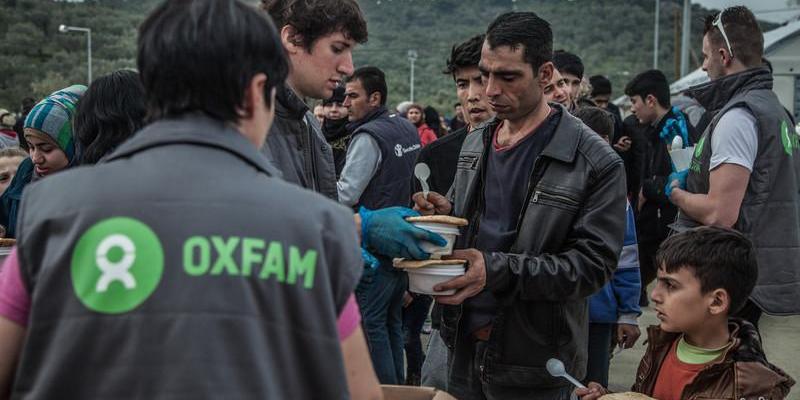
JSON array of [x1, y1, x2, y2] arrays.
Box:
[[414, 13, 626, 399]]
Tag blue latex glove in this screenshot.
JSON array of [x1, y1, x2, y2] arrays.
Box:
[[665, 169, 689, 200], [360, 206, 447, 260], [361, 248, 380, 269]]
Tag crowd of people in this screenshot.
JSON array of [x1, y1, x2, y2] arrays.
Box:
[[0, 0, 796, 399]]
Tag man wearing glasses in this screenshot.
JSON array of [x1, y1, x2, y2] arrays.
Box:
[[668, 6, 800, 330]]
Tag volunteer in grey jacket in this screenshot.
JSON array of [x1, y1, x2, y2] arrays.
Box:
[[668, 7, 800, 325], [260, 0, 444, 263], [0, 1, 382, 399], [414, 13, 626, 400]]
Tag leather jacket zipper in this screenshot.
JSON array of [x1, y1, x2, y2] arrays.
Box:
[[531, 190, 580, 206]]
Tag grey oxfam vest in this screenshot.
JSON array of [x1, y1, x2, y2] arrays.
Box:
[[676, 67, 800, 315], [12, 115, 361, 399]]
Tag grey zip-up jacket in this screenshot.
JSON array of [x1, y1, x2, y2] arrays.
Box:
[[440, 105, 627, 391], [677, 67, 800, 315], [13, 114, 362, 399], [261, 85, 338, 200]]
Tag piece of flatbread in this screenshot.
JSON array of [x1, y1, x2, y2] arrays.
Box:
[[405, 215, 468, 226], [0, 239, 15, 247], [393, 259, 467, 269], [599, 393, 657, 400]]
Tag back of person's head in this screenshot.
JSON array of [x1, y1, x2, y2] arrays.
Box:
[[552, 50, 584, 79], [703, 6, 763, 68], [322, 86, 346, 107], [589, 75, 612, 97], [624, 69, 670, 108], [345, 66, 388, 106], [74, 70, 146, 165], [486, 12, 553, 73], [444, 34, 485, 79], [574, 107, 613, 140], [424, 106, 442, 135], [138, 0, 288, 123], [20, 97, 36, 115], [396, 101, 412, 117], [260, 0, 367, 50], [656, 226, 758, 315]]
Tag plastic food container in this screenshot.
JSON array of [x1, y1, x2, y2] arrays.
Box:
[[669, 146, 695, 171], [410, 222, 461, 258], [406, 263, 466, 295]]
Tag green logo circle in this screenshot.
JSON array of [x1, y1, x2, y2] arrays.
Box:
[[71, 217, 164, 314]]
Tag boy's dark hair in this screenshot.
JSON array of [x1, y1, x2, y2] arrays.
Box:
[[74, 70, 146, 165], [703, 6, 763, 68], [444, 34, 485, 79], [656, 226, 758, 314], [260, 0, 367, 50], [486, 12, 552, 73], [575, 107, 614, 139], [624, 69, 670, 108], [345, 66, 388, 106], [552, 50, 584, 79], [138, 0, 288, 123], [589, 75, 612, 96]]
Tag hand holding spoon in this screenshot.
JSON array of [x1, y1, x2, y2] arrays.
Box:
[[546, 358, 587, 389]]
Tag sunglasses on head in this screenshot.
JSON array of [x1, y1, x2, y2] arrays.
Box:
[[713, 9, 734, 59]]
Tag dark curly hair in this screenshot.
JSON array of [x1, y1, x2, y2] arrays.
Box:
[[261, 0, 368, 50], [444, 34, 485, 79], [73, 70, 146, 165]]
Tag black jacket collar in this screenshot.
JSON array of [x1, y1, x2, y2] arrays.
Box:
[[685, 66, 773, 113]]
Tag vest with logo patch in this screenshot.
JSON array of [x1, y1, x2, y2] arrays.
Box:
[[349, 107, 421, 211], [675, 67, 800, 315], [12, 115, 362, 399]]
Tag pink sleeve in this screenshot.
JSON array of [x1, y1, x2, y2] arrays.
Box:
[[0, 247, 31, 327], [337, 294, 361, 341]]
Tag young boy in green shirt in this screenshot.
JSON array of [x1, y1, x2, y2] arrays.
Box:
[[577, 226, 794, 400]]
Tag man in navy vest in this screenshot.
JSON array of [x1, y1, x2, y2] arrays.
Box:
[[338, 66, 421, 384]]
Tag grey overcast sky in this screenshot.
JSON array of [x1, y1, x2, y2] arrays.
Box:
[[693, 0, 800, 23]]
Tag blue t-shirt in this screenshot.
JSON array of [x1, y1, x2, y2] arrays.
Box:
[[464, 108, 561, 334]]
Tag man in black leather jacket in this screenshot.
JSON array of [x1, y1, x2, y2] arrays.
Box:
[[413, 12, 627, 400]]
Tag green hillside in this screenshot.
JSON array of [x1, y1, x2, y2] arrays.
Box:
[[0, 0, 776, 115]]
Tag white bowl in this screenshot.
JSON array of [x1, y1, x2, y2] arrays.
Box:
[[406, 263, 465, 295], [411, 221, 461, 259]]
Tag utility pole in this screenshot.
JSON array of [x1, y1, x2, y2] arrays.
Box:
[[654, 0, 660, 69], [407, 50, 418, 103], [674, 8, 681, 81], [680, 0, 691, 77]]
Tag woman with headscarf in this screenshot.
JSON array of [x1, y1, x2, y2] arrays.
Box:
[[0, 85, 86, 238]]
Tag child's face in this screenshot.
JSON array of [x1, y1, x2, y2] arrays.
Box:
[[0, 156, 24, 194], [651, 265, 719, 333]]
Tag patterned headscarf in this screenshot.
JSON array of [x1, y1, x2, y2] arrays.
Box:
[[24, 85, 87, 162]]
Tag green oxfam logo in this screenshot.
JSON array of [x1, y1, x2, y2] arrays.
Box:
[[694, 136, 706, 159], [780, 120, 799, 156], [71, 217, 164, 314]]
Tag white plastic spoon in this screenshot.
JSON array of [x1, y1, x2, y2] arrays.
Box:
[[415, 163, 431, 200], [546, 358, 587, 389]]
